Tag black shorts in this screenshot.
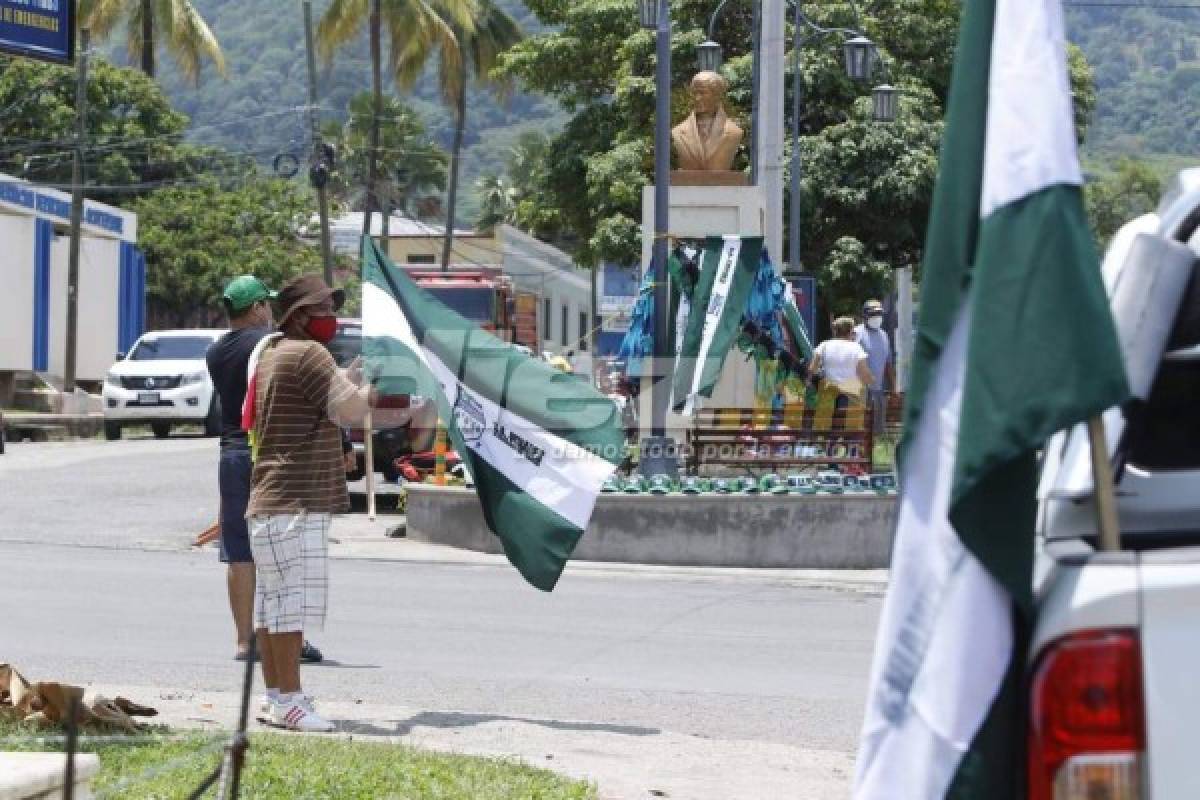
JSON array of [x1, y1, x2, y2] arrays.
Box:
[[218, 446, 254, 563]]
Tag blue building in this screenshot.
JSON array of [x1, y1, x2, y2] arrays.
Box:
[[0, 173, 144, 386]]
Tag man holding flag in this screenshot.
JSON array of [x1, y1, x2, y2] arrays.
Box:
[[854, 0, 1128, 797], [245, 274, 378, 732]]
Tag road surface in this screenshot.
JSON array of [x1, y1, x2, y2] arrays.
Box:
[[0, 437, 884, 798]]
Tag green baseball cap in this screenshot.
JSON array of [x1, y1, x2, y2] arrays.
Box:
[[222, 275, 277, 313]]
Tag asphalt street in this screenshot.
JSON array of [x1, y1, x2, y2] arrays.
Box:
[[0, 437, 883, 797]]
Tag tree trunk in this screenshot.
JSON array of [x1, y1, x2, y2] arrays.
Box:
[[140, 0, 155, 77], [362, 0, 382, 243], [382, 193, 390, 244], [590, 262, 599, 383], [441, 80, 468, 272]]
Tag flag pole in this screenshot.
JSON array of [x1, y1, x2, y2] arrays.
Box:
[[1086, 415, 1121, 551], [365, 411, 377, 521]]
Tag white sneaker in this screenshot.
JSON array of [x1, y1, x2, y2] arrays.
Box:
[[271, 696, 335, 732], [261, 692, 315, 715]]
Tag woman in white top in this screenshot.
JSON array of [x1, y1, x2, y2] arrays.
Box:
[[809, 316, 875, 407]]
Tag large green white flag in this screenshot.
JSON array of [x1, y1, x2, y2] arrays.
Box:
[[360, 238, 624, 591], [671, 235, 761, 415], [854, 0, 1129, 797]]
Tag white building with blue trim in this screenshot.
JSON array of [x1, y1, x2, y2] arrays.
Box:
[[0, 173, 144, 388]]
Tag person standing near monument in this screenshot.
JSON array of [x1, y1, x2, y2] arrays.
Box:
[[854, 299, 893, 435]]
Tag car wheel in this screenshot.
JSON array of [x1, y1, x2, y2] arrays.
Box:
[[203, 400, 221, 438], [151, 422, 171, 439], [104, 422, 122, 441]]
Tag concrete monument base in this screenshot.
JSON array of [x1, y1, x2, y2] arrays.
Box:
[[405, 484, 896, 569], [638, 184, 768, 435]]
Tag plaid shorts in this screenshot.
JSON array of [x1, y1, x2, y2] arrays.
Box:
[[248, 512, 330, 634]]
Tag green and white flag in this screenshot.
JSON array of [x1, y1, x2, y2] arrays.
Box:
[[782, 285, 814, 362], [671, 235, 761, 415], [360, 238, 624, 592], [854, 1, 1129, 797]]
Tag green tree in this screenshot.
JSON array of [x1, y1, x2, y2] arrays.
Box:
[[0, 55, 190, 205], [500, 1, 1097, 316], [323, 92, 449, 220], [1084, 157, 1162, 249], [132, 176, 324, 326], [430, 0, 522, 268], [79, 0, 226, 82], [475, 172, 518, 230]]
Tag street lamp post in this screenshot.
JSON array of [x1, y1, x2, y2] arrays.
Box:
[[785, 11, 889, 276], [640, 0, 678, 478]]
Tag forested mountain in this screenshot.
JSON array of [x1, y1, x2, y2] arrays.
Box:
[[90, 2, 1199, 224], [104, 0, 565, 222], [1065, 5, 1200, 162]]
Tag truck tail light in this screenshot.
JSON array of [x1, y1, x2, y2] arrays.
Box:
[[1028, 629, 1145, 800]]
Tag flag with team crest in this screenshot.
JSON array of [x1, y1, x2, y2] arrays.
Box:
[[359, 237, 623, 591]]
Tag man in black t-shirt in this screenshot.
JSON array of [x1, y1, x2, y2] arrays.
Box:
[[207, 276, 276, 663], [206, 277, 331, 674]]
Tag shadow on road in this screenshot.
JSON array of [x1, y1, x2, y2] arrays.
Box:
[[338, 710, 661, 738], [306, 660, 381, 670]]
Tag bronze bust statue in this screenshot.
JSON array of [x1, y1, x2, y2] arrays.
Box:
[[671, 71, 744, 172]]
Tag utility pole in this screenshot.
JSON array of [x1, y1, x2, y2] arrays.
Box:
[[759, 0, 785, 271], [362, 0, 382, 247], [63, 29, 89, 394], [303, 0, 335, 284]]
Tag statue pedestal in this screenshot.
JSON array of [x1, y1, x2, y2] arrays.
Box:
[[639, 184, 767, 441], [670, 170, 750, 187], [639, 184, 764, 268]]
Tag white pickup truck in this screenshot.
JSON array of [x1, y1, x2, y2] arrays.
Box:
[[1031, 168, 1200, 799]]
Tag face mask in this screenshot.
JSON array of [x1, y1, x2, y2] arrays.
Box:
[[866, 316, 883, 330], [304, 315, 338, 343]]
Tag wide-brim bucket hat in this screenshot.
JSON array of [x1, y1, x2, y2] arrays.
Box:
[[277, 273, 345, 326]]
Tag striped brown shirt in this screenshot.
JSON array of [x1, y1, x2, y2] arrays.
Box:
[[247, 337, 355, 516]]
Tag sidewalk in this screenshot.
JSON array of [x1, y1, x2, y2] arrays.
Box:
[[85, 684, 856, 800]]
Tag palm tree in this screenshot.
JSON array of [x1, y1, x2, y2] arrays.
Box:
[[475, 173, 517, 231], [79, 0, 225, 83], [318, 0, 476, 240], [430, 0, 522, 270], [325, 93, 449, 217]]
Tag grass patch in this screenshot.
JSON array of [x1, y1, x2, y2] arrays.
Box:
[[0, 719, 596, 799]]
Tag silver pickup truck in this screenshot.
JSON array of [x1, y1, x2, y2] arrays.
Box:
[[1031, 168, 1200, 800]]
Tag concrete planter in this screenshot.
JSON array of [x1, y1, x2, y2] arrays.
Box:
[[405, 484, 897, 569], [0, 752, 99, 800]]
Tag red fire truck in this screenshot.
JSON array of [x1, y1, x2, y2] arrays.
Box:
[[404, 266, 539, 349], [331, 265, 540, 487]]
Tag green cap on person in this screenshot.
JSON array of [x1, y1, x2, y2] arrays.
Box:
[[222, 275, 277, 313]]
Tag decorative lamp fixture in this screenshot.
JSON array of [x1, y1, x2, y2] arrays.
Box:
[[843, 35, 876, 82], [697, 39, 723, 72], [872, 84, 898, 122], [639, 0, 659, 30]]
